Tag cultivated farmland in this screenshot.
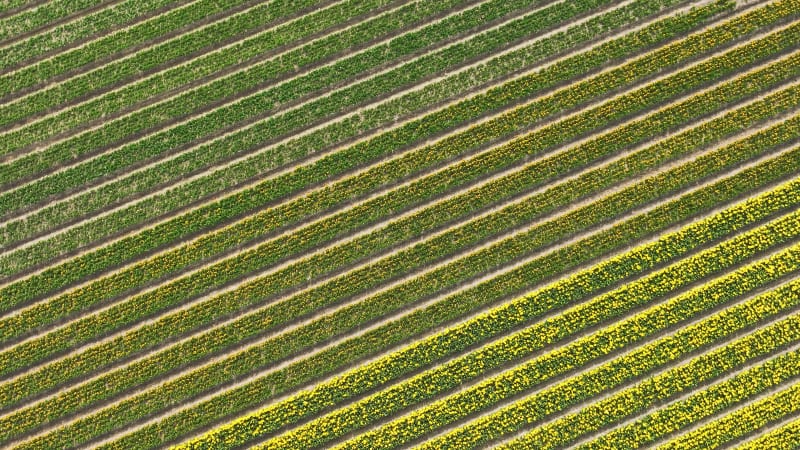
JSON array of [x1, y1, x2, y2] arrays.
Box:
[[1, 0, 800, 448]]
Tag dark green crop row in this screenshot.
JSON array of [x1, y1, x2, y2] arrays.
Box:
[[0, 0, 748, 305], [189, 190, 800, 449], [0, 0, 286, 97], [94, 136, 800, 450], [8, 92, 800, 449], [0, 0, 104, 43], [0, 0, 462, 154], [575, 347, 800, 450], [0, 0, 682, 253], [0, 0, 37, 15], [660, 379, 800, 449], [0, 0, 176, 70], [402, 244, 800, 450], [4, 48, 798, 417], [0, 0, 607, 206]]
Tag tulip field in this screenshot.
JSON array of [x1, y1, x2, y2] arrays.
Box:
[[2, 0, 800, 447]]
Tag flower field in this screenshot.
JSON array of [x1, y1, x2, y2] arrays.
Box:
[[2, 0, 800, 447]]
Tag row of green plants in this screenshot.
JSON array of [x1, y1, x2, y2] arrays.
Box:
[[18, 126, 800, 448], [0, 0, 734, 297], [423, 300, 800, 450], [0, 0, 749, 300], [0, 0, 103, 42], [265, 215, 800, 450], [1, 0, 686, 252], [0, 0, 469, 153], [503, 318, 800, 449], [0, 0, 291, 98], [736, 416, 800, 449], [658, 380, 800, 449], [92, 142, 800, 450], [0, 0, 617, 207], [0, 0, 177, 71], [0, 0, 36, 14], [5, 52, 798, 415], [176, 176, 800, 449]]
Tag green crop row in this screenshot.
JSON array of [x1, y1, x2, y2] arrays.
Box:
[[0, 0, 618, 208], [93, 141, 800, 450], [736, 417, 800, 449], [0, 0, 104, 42], [0, 0, 37, 15], [0, 0, 466, 154], [0, 0, 685, 253], [5, 51, 798, 415], [269, 210, 800, 450], [658, 381, 800, 449], [0, 0, 289, 98], [0, 0, 749, 302], [504, 326, 800, 449], [0, 0, 176, 70]]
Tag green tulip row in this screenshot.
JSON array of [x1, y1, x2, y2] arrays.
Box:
[[5, 49, 799, 421], [0, 0, 747, 303], [504, 318, 800, 449], [0, 0, 304, 99], [1, 0, 688, 254], [658, 380, 800, 449], [735, 417, 800, 449], [0, 0, 36, 15], [266, 204, 800, 450], [92, 138, 800, 450], [0, 0, 178, 71], [0, 0, 486, 153], [0, 0, 579, 200], [0, 0, 105, 43]]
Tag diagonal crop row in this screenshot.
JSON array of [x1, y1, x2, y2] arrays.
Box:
[[0, 0, 289, 99], [0, 0, 737, 294], [735, 417, 800, 449], [0, 0, 685, 250], [0, 0, 108, 43], [262, 208, 800, 450], [503, 327, 800, 449], [3, 31, 789, 396], [94, 147, 800, 450], [0, 0, 183, 72], [4, 55, 798, 415], [0, 0, 617, 207], [0, 0, 482, 155], [657, 381, 800, 449], [0, 0, 758, 300], [413, 297, 800, 450]]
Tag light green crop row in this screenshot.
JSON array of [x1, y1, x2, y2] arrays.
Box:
[[735, 417, 800, 449], [0, 0, 622, 209], [0, 0, 298, 98], [658, 381, 800, 449], [0, 0, 176, 70], [0, 0, 465, 153], [273, 208, 800, 450], [0, 0, 688, 253], [95, 141, 800, 450], [505, 322, 800, 449], [0, 0, 750, 304], [0, 0, 104, 42], [5, 49, 799, 421]]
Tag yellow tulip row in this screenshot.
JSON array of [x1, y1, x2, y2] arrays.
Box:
[[735, 417, 800, 449], [658, 380, 800, 449], [502, 295, 800, 449], [330, 225, 800, 450]]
